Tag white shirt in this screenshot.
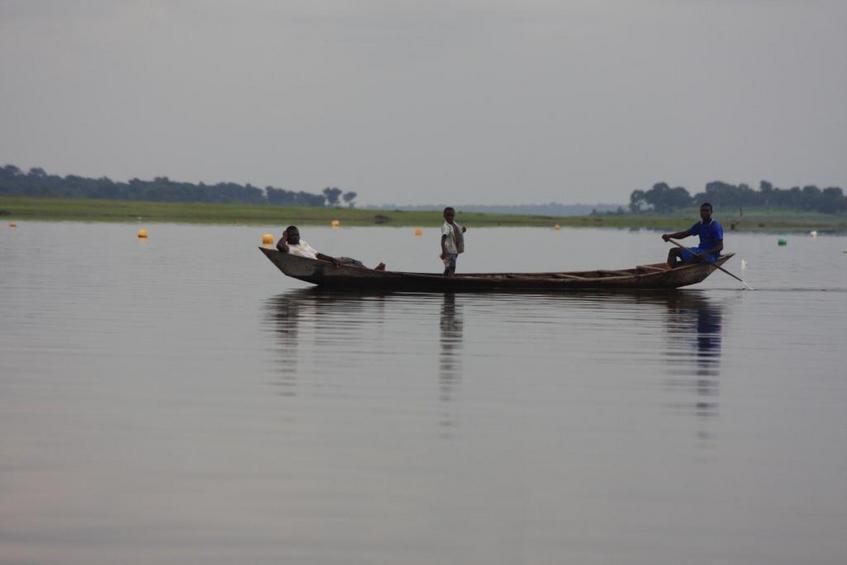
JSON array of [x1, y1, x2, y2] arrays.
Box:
[[287, 239, 319, 260], [441, 221, 463, 254]]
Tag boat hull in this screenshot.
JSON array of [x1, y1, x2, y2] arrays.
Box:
[[259, 248, 734, 291]]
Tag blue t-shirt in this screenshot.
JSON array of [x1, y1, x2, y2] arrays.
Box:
[[689, 219, 724, 251]]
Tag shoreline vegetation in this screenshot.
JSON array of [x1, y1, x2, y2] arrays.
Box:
[[2, 196, 845, 232], [3, 164, 844, 231]]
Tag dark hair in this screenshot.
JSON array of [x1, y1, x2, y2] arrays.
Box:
[[285, 225, 299, 233], [443, 207, 455, 214], [700, 202, 713, 210]]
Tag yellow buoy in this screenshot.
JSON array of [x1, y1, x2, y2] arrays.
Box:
[[8, 222, 16, 228], [554, 224, 561, 230], [414, 228, 423, 237], [331, 219, 341, 229], [137, 228, 148, 238], [261, 233, 274, 245]]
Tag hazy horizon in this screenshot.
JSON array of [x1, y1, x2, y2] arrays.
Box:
[[2, 0, 845, 206]]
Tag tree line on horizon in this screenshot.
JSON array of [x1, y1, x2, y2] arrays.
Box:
[[630, 180, 846, 214], [0, 164, 357, 208], [4, 164, 844, 215]]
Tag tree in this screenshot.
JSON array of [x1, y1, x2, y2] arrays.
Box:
[[2, 165, 22, 177], [629, 189, 648, 213], [760, 180, 773, 207], [802, 185, 821, 209], [322, 187, 343, 207], [633, 182, 692, 213], [342, 191, 357, 208], [820, 187, 847, 213]]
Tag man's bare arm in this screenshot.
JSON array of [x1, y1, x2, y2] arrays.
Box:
[[662, 228, 693, 242], [276, 231, 290, 252]]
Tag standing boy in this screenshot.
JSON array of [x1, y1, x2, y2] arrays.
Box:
[[440, 207, 466, 276]]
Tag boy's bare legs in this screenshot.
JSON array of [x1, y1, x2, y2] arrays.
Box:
[[443, 254, 457, 276]]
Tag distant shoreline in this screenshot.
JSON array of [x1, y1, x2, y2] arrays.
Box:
[[1, 196, 845, 232]]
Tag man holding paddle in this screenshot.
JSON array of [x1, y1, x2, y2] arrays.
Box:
[[662, 202, 724, 268]]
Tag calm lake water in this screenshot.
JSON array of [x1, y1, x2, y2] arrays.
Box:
[[1, 222, 846, 564]]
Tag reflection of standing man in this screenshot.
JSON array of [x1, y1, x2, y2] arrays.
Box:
[[438, 294, 463, 434], [439, 293, 463, 388], [440, 207, 466, 276]]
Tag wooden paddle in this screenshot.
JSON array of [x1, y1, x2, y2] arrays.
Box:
[[668, 238, 754, 290]]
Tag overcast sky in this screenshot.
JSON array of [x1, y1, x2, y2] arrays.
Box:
[[1, 0, 845, 205]]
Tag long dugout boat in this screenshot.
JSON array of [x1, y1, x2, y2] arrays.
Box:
[[260, 247, 734, 291]]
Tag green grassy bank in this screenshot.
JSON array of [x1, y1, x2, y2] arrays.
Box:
[[1, 196, 845, 231]]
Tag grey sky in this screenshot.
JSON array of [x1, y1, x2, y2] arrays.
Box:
[[1, 0, 845, 205]]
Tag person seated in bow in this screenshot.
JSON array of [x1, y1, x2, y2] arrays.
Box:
[[661, 202, 723, 268], [277, 226, 385, 270]]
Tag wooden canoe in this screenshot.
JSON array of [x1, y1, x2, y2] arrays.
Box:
[[259, 247, 734, 291]]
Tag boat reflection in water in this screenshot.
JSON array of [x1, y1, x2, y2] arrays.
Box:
[[263, 288, 725, 442], [263, 289, 386, 399], [263, 292, 304, 397], [264, 289, 463, 435]]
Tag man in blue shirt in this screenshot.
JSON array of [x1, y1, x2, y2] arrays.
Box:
[[661, 202, 724, 268]]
